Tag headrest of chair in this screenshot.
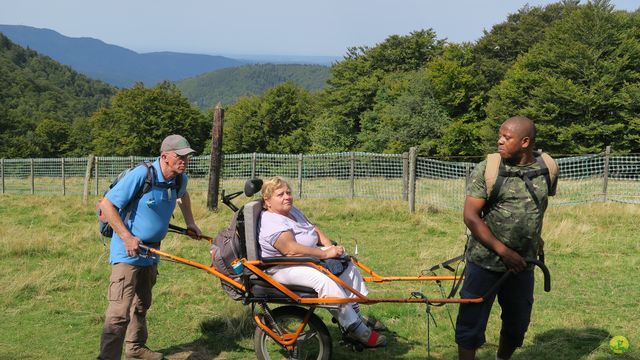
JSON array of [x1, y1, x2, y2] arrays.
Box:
[[243, 200, 264, 261], [244, 178, 263, 197]]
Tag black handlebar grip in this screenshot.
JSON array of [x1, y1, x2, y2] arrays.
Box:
[[482, 258, 551, 299], [525, 258, 551, 292]]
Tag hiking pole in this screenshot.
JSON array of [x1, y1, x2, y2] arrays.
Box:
[[168, 223, 214, 243]]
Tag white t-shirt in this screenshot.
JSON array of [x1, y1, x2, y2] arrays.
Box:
[[259, 207, 318, 258]]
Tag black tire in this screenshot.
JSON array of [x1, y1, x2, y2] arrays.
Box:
[[254, 305, 332, 360]]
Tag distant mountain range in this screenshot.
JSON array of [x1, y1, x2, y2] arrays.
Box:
[[0, 24, 244, 87], [0, 24, 339, 88], [0, 32, 116, 157], [176, 63, 330, 109]]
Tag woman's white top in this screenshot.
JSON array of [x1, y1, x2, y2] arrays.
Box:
[[259, 206, 318, 258]]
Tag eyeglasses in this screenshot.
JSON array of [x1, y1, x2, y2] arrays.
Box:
[[171, 153, 192, 161]]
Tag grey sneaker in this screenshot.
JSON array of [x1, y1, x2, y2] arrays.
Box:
[[362, 315, 387, 332], [346, 321, 387, 348], [125, 346, 164, 360]]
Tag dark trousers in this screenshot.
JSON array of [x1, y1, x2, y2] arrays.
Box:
[[455, 261, 534, 350]]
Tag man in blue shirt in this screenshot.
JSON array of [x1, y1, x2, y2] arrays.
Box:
[[97, 135, 202, 360]]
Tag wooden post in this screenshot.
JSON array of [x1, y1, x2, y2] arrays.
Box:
[[82, 155, 94, 205], [465, 163, 471, 189], [402, 152, 409, 201], [350, 152, 355, 199], [94, 157, 99, 196], [297, 153, 303, 198], [61, 158, 66, 196], [130, 155, 134, 168], [1, 158, 4, 194], [207, 104, 224, 211], [251, 152, 257, 178], [603, 146, 611, 202], [409, 147, 417, 213], [30, 158, 34, 194]]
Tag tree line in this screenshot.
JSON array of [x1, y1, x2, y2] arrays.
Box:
[[1, 0, 639, 158], [224, 0, 640, 156]]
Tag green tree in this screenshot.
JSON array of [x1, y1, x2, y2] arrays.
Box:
[[473, 1, 580, 89], [317, 30, 445, 151], [34, 119, 71, 157], [357, 71, 450, 154], [0, 33, 114, 158], [486, 0, 640, 153], [90, 82, 208, 156], [223, 82, 316, 154]]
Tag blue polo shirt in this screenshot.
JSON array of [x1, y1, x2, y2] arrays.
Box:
[[105, 158, 187, 266]]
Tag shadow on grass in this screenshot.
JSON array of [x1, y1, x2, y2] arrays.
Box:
[[159, 310, 255, 359], [328, 326, 421, 359], [513, 327, 610, 359], [160, 308, 419, 360]]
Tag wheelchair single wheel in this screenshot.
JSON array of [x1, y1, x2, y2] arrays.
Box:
[[254, 305, 332, 360]]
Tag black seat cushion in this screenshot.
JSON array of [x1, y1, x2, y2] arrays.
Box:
[[249, 278, 318, 299]]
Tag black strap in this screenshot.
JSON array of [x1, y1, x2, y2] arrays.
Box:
[[428, 255, 464, 273], [423, 254, 465, 300], [122, 162, 182, 223], [122, 162, 154, 223], [486, 155, 551, 213]]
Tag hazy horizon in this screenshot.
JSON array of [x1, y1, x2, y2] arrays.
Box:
[[1, 0, 638, 58]]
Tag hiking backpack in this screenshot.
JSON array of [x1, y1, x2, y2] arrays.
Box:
[[484, 151, 558, 211], [210, 210, 246, 301], [96, 161, 182, 238]]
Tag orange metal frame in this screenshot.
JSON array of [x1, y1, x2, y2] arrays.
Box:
[[141, 246, 477, 351]]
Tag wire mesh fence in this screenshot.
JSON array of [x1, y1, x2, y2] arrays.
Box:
[[1, 149, 638, 211]]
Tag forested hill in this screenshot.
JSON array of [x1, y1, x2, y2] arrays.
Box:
[[176, 63, 330, 109], [0, 24, 243, 87], [0, 33, 115, 158]]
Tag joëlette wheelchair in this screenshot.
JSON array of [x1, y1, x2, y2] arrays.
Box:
[[140, 179, 550, 360]]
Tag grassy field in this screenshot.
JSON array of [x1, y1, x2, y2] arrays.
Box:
[[0, 193, 638, 359]]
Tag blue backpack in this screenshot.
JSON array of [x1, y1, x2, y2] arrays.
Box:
[[96, 161, 182, 238]]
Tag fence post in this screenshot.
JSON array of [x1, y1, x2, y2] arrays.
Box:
[[129, 155, 134, 168], [603, 146, 611, 202], [402, 152, 409, 201], [1, 158, 4, 194], [465, 161, 472, 187], [94, 157, 99, 196], [350, 152, 355, 199], [61, 158, 66, 196], [251, 152, 257, 178], [83, 155, 94, 205], [297, 153, 303, 199], [207, 104, 224, 211], [409, 147, 417, 213], [30, 158, 35, 194]]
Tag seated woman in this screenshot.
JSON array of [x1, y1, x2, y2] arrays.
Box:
[[258, 176, 386, 348]]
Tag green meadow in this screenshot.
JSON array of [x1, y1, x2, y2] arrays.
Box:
[[0, 193, 638, 359]]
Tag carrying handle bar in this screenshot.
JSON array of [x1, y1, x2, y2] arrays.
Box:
[[482, 258, 550, 300], [168, 223, 213, 242]]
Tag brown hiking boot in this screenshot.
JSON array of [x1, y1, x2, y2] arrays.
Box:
[[125, 346, 164, 360]]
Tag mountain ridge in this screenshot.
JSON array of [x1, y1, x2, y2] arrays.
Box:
[[0, 24, 244, 87], [176, 63, 329, 109]]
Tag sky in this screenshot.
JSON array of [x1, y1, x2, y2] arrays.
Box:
[[0, 0, 638, 57]]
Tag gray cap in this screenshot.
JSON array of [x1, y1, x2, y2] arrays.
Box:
[[160, 134, 196, 156]]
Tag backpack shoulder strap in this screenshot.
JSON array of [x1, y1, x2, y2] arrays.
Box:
[[138, 161, 155, 196], [174, 172, 184, 192], [484, 153, 501, 196], [484, 153, 504, 209], [122, 161, 154, 223], [539, 152, 558, 196]]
